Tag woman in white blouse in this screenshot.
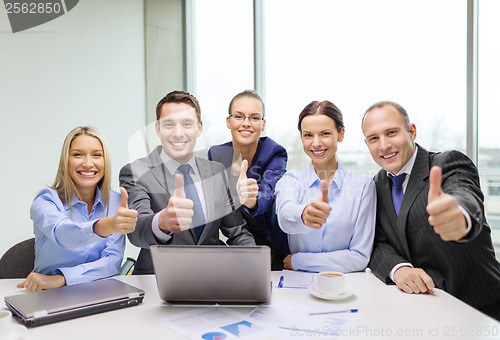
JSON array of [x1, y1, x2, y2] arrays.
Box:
[[275, 100, 376, 273]]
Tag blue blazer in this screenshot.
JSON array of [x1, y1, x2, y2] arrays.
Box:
[[208, 137, 290, 255]]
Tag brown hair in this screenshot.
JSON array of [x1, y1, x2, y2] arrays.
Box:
[[228, 90, 265, 118], [156, 90, 201, 122], [362, 101, 410, 133], [298, 100, 344, 133]]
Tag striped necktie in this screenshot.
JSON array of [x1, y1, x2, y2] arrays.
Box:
[[178, 164, 206, 239]]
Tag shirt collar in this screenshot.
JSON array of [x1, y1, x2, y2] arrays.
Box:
[[386, 145, 419, 178], [67, 186, 103, 210], [160, 149, 199, 177], [305, 162, 345, 190]]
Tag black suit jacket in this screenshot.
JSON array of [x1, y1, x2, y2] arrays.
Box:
[[369, 145, 500, 311], [119, 146, 256, 274]]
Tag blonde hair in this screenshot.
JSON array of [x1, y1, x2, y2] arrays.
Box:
[[52, 126, 111, 212]]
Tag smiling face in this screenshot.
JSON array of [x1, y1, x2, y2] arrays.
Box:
[[68, 135, 105, 196], [363, 104, 416, 175], [155, 102, 203, 164], [300, 114, 344, 172], [226, 96, 265, 148]]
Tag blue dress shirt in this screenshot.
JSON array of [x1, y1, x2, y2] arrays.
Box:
[[30, 187, 125, 285], [275, 163, 376, 273]]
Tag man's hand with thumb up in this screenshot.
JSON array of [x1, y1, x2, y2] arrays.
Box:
[[160, 174, 194, 233], [426, 166, 468, 241], [301, 180, 332, 229], [236, 159, 259, 209]]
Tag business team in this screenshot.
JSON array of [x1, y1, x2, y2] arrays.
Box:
[[18, 91, 500, 321]]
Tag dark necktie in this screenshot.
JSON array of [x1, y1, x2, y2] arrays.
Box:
[[391, 173, 407, 216], [178, 164, 205, 240]]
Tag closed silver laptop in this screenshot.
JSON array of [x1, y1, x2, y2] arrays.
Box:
[[4, 278, 144, 326], [150, 245, 271, 304]]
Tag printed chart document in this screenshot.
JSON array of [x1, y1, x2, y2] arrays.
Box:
[[156, 306, 276, 339], [156, 301, 360, 339], [248, 299, 361, 339]]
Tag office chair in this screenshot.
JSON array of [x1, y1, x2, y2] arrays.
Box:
[[1, 238, 136, 277], [0, 238, 35, 279], [119, 257, 136, 276]]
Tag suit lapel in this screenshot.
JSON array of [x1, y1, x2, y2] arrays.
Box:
[[373, 171, 414, 261], [149, 146, 169, 192], [396, 145, 430, 258], [399, 145, 430, 220], [195, 157, 215, 243]]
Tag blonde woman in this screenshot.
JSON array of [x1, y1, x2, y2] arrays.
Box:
[[18, 126, 137, 291]]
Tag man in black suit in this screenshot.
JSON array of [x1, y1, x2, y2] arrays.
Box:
[[362, 101, 500, 321]]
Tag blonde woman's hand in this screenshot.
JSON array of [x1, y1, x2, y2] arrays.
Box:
[[94, 187, 138, 237], [17, 272, 66, 292], [110, 187, 138, 234]]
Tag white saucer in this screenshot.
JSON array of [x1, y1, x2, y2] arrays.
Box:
[[308, 283, 353, 300]]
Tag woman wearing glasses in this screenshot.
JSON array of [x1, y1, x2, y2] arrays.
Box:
[[208, 90, 289, 270], [275, 101, 376, 273], [17, 126, 137, 291]]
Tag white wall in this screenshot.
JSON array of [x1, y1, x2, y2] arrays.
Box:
[[0, 0, 145, 262]]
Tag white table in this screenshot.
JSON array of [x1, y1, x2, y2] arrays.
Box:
[[1, 272, 498, 339]]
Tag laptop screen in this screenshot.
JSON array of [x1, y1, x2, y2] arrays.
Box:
[[151, 245, 271, 304]]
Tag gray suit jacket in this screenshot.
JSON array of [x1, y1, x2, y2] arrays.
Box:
[[119, 146, 256, 274], [369, 145, 500, 311]]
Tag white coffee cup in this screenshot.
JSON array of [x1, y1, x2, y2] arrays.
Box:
[[0, 310, 12, 338], [314, 271, 345, 294]]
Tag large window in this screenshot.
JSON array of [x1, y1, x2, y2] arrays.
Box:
[[193, 0, 254, 151], [192, 0, 499, 258], [478, 0, 500, 258], [263, 0, 466, 173], [488, 180, 500, 197]]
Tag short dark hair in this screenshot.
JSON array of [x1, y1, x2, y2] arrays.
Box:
[[156, 90, 201, 122], [228, 90, 265, 118], [298, 100, 344, 133], [362, 101, 410, 133]]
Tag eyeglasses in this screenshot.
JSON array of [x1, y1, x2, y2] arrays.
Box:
[[229, 113, 264, 123]]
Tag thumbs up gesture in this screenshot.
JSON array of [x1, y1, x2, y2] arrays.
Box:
[[161, 174, 194, 233], [426, 166, 468, 241], [110, 187, 138, 234], [236, 159, 259, 209], [301, 180, 332, 229]]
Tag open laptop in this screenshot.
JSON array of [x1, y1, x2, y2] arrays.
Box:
[[150, 245, 271, 304], [4, 278, 144, 326]]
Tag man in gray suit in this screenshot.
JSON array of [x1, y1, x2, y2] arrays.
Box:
[[362, 101, 500, 321], [120, 91, 255, 275]]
